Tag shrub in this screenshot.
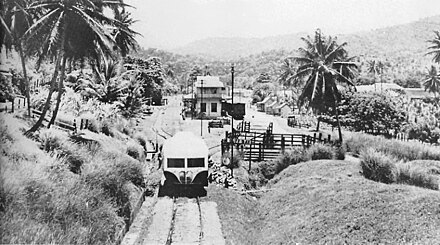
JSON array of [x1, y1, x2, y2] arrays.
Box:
[[345, 132, 440, 161], [222, 149, 243, 169], [57, 141, 88, 174], [126, 141, 143, 161], [134, 133, 147, 150], [0, 119, 13, 144], [334, 144, 346, 160], [274, 148, 306, 175], [38, 128, 67, 152], [396, 163, 438, 190], [248, 163, 270, 187], [360, 148, 397, 184], [306, 144, 334, 160], [86, 119, 100, 133], [100, 119, 114, 137]]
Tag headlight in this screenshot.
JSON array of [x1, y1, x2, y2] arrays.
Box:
[[186, 171, 193, 179], [179, 171, 185, 182]]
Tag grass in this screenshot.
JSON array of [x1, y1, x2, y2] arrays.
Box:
[[257, 160, 440, 244], [360, 148, 397, 184], [203, 186, 262, 245], [0, 113, 152, 244], [359, 148, 439, 190], [210, 159, 440, 244], [345, 132, 440, 161]]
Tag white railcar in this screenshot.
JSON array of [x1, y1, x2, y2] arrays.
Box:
[[161, 131, 209, 187]]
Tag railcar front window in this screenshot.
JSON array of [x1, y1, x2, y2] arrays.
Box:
[[188, 158, 205, 168], [167, 158, 184, 168]]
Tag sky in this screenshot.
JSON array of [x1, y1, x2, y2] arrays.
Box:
[[125, 0, 440, 49]]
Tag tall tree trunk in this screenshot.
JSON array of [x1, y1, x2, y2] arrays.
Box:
[[332, 84, 343, 143], [18, 44, 31, 117], [25, 55, 62, 134], [48, 55, 67, 127]]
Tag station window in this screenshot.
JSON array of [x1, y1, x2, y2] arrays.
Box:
[[188, 158, 205, 168], [167, 158, 184, 168], [211, 103, 217, 112], [201, 103, 206, 112]]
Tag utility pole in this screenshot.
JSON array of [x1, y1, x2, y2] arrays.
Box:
[[200, 79, 203, 136], [230, 64, 235, 177], [191, 78, 194, 119]]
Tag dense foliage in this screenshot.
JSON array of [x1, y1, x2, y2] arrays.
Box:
[[320, 92, 407, 137]]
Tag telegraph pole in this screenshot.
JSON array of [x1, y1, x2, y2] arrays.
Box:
[[200, 79, 203, 136], [230, 64, 235, 177]]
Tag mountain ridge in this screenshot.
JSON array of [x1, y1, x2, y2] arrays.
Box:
[[171, 15, 440, 60]]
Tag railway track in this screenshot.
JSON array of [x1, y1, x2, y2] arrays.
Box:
[[165, 196, 204, 245]]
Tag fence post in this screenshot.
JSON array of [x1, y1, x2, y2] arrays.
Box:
[[249, 138, 253, 171], [313, 133, 317, 144], [281, 136, 285, 153], [301, 135, 305, 148], [73, 119, 77, 133], [258, 143, 262, 161], [80, 119, 84, 130], [327, 134, 331, 143], [319, 133, 323, 142]]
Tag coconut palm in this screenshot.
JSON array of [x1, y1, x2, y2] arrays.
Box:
[[423, 65, 440, 98], [427, 31, 440, 64], [1, 0, 33, 116], [292, 29, 358, 142], [278, 58, 302, 99], [24, 0, 128, 133]]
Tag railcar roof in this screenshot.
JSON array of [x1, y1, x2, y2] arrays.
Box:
[[163, 131, 209, 158]]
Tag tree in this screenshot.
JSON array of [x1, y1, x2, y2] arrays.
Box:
[[1, 0, 33, 116], [367, 59, 385, 92], [76, 59, 129, 103], [427, 31, 440, 64], [423, 65, 440, 98], [292, 29, 358, 142], [278, 58, 302, 103], [113, 9, 139, 74], [24, 0, 129, 133]]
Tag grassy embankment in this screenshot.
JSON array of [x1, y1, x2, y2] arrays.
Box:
[[208, 132, 440, 244], [0, 113, 161, 244]]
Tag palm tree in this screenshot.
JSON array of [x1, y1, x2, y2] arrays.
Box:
[[278, 58, 302, 100], [24, 0, 128, 133], [113, 9, 139, 74], [427, 31, 440, 64], [1, 0, 33, 116], [423, 65, 440, 98], [292, 29, 358, 142]]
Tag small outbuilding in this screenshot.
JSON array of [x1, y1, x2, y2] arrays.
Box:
[[256, 96, 275, 112], [274, 103, 292, 117]]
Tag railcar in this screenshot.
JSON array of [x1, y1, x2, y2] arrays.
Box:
[[161, 131, 209, 188]]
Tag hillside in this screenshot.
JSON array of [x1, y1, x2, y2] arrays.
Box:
[[206, 159, 440, 244], [172, 33, 306, 60], [173, 15, 440, 62]]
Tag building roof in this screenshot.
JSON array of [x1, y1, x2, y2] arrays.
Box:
[[267, 101, 278, 108], [275, 103, 290, 109], [195, 76, 224, 88], [256, 96, 274, 104], [404, 88, 435, 99]]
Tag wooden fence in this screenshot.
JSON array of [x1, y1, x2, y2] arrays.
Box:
[[31, 109, 91, 133], [221, 122, 333, 169]]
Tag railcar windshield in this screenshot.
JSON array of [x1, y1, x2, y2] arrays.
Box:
[[167, 158, 184, 168], [188, 158, 205, 168]]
